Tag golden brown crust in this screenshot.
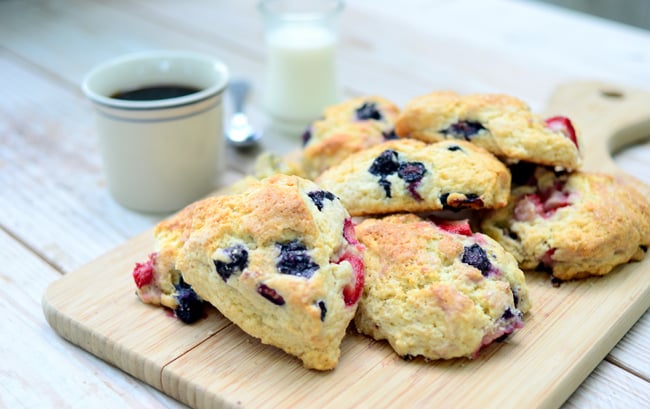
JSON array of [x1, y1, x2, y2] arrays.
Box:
[[481, 168, 650, 281], [316, 138, 511, 216], [395, 91, 582, 170], [354, 214, 530, 360]]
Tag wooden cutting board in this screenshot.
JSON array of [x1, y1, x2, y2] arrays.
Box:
[[43, 82, 650, 409]]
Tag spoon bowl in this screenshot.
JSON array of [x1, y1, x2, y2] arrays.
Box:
[[225, 80, 262, 148]]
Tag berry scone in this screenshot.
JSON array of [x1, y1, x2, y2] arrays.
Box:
[[354, 213, 531, 361], [132, 199, 213, 324], [394, 91, 582, 170], [176, 174, 365, 370], [300, 96, 401, 179], [480, 166, 650, 282], [316, 138, 511, 216]]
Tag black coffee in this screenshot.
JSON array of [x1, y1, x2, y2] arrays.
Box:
[[111, 84, 201, 101]]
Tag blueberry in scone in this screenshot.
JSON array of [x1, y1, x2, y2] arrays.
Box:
[[395, 91, 581, 170], [354, 213, 530, 361], [175, 174, 365, 370], [316, 138, 511, 216]]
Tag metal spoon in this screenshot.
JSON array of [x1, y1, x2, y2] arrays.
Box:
[[225, 79, 262, 148]]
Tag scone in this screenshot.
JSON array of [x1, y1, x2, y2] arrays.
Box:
[[300, 96, 401, 179], [132, 199, 212, 323], [316, 139, 511, 216], [176, 174, 365, 370], [354, 213, 530, 360], [481, 166, 650, 282], [395, 91, 581, 170]]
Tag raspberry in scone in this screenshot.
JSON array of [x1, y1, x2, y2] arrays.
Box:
[[354, 213, 530, 361], [481, 166, 650, 282], [316, 138, 511, 216], [176, 174, 364, 370], [132, 199, 213, 324], [394, 91, 581, 170]]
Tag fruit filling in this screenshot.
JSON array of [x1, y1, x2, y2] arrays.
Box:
[[173, 277, 204, 324], [132, 252, 156, 288], [432, 218, 473, 237], [257, 284, 285, 305], [440, 120, 486, 140], [337, 251, 365, 307], [461, 243, 493, 277], [368, 149, 427, 200], [514, 181, 572, 221], [355, 102, 382, 121], [544, 116, 579, 148], [276, 240, 319, 278], [214, 244, 249, 282], [307, 190, 336, 211]]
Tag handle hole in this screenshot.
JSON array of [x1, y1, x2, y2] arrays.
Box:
[[600, 89, 624, 99]]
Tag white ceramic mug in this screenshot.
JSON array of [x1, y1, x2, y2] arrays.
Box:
[[82, 50, 229, 213]]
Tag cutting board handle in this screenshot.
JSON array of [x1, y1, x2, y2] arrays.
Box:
[[543, 81, 650, 175]]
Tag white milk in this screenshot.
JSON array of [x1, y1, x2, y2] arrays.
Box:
[[263, 24, 340, 125]]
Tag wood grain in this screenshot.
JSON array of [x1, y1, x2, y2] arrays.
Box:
[[42, 82, 650, 409]]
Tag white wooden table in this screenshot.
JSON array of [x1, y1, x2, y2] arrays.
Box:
[[1, 0, 648, 407]]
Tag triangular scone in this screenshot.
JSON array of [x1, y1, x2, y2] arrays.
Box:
[[316, 139, 511, 216], [481, 166, 650, 282], [395, 91, 582, 170], [176, 174, 365, 370], [354, 214, 530, 360]]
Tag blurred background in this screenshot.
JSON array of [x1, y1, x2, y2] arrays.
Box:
[[530, 0, 650, 30]]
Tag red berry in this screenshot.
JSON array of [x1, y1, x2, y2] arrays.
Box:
[[433, 218, 472, 236], [545, 116, 578, 149], [343, 218, 360, 246], [133, 252, 156, 288], [339, 251, 365, 306]]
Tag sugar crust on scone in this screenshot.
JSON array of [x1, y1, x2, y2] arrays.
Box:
[[395, 91, 582, 170], [354, 213, 530, 360], [176, 174, 364, 370], [316, 138, 511, 216]]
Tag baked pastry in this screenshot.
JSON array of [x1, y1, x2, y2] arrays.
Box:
[[132, 199, 212, 323], [354, 213, 530, 360], [300, 96, 401, 179], [176, 174, 365, 370], [481, 166, 650, 282], [394, 91, 582, 170], [316, 138, 511, 216]]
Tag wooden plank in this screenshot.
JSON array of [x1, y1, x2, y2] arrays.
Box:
[[607, 313, 650, 380], [42, 81, 650, 408], [563, 361, 650, 409], [0, 228, 185, 408]]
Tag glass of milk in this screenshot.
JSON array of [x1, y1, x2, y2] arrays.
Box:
[[258, 0, 344, 132]]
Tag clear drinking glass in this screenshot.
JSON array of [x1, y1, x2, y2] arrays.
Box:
[[258, 0, 344, 131]]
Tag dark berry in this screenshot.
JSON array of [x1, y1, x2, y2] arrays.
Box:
[[440, 192, 483, 209], [368, 149, 400, 177], [461, 244, 492, 276], [512, 288, 520, 308], [317, 300, 327, 322], [501, 307, 514, 320], [257, 284, 285, 305], [213, 244, 248, 282], [307, 190, 336, 211], [174, 277, 204, 324], [301, 127, 312, 146], [378, 178, 392, 198], [355, 102, 382, 121], [447, 144, 464, 152], [397, 162, 426, 183], [382, 129, 398, 140], [440, 120, 486, 140], [401, 354, 415, 361], [276, 240, 319, 278]]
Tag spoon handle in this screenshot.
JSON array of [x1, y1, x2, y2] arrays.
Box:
[[229, 80, 250, 114]]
